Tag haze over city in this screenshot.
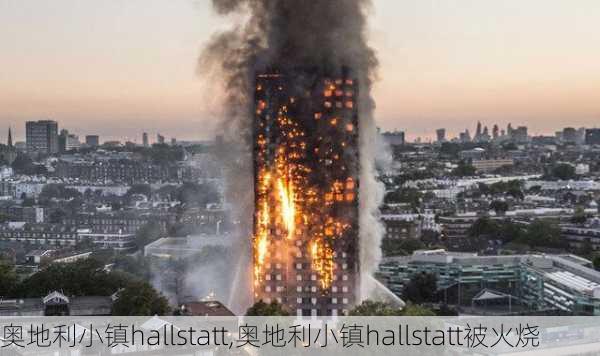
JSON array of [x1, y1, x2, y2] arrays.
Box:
[[6, 0, 600, 340], [1, 0, 599, 142]]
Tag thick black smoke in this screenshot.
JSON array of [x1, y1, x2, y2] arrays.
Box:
[[199, 0, 385, 308], [200, 0, 378, 133]]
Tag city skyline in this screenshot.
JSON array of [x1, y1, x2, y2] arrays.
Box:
[[2, 120, 600, 146], [1, 0, 600, 141]]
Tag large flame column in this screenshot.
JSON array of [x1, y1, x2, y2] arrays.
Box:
[[253, 69, 359, 317]]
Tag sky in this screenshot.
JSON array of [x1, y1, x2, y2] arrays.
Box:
[[1, 0, 599, 143]]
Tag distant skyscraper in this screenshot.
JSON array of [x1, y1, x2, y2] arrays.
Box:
[[26, 120, 59, 155], [142, 132, 149, 147], [482, 126, 490, 141], [562, 127, 577, 144], [85, 135, 99, 147], [436, 128, 446, 143], [459, 129, 472, 143], [475, 121, 482, 141], [513, 126, 529, 143], [58, 129, 68, 152], [507, 123, 514, 137], [492, 124, 499, 140], [66, 134, 81, 151], [59, 129, 81, 152], [7, 127, 13, 148], [157, 133, 165, 145], [171, 138, 177, 146], [585, 129, 600, 145], [382, 131, 405, 146], [576, 127, 586, 145]]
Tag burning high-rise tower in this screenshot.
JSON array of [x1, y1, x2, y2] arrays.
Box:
[[253, 68, 359, 316], [201, 0, 385, 315]]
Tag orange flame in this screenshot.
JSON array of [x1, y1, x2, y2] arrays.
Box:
[[277, 177, 296, 240], [253, 76, 357, 295]]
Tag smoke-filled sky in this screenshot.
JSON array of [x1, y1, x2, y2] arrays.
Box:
[[1, 0, 599, 142]]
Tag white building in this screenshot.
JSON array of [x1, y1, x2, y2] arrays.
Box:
[[0, 166, 13, 179], [576, 163, 590, 175]]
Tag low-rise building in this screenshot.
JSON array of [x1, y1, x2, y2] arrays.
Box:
[[441, 209, 597, 241], [177, 300, 235, 316], [472, 158, 514, 173], [54, 159, 178, 184], [439, 213, 483, 240], [64, 211, 175, 235], [459, 148, 486, 160], [0, 166, 13, 179], [0, 291, 112, 316], [0, 223, 79, 246], [77, 229, 135, 251], [378, 249, 600, 315], [561, 225, 600, 251], [144, 234, 231, 260], [381, 213, 439, 240]]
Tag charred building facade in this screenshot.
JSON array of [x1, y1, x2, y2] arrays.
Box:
[[253, 68, 360, 316]]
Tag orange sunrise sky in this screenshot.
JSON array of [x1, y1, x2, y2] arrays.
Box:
[[1, 0, 599, 142]]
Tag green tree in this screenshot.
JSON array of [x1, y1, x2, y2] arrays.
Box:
[[439, 142, 462, 158], [523, 220, 564, 248], [348, 300, 403, 316], [112, 281, 170, 316], [0, 212, 9, 224], [39, 184, 82, 202], [403, 272, 437, 304], [593, 255, 600, 270], [496, 221, 524, 243], [48, 208, 67, 223], [571, 206, 589, 225], [490, 200, 509, 215], [113, 255, 152, 281], [14, 258, 124, 297], [22, 196, 36, 207], [552, 163, 576, 180], [384, 188, 423, 207], [143, 144, 184, 164], [14, 257, 169, 316], [401, 304, 436, 316], [0, 258, 18, 297], [435, 304, 458, 316], [11, 153, 36, 175], [481, 180, 523, 199], [467, 217, 499, 241], [76, 237, 96, 251], [245, 300, 290, 316], [467, 216, 499, 250], [381, 238, 425, 257], [452, 160, 476, 177], [134, 221, 164, 249]]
